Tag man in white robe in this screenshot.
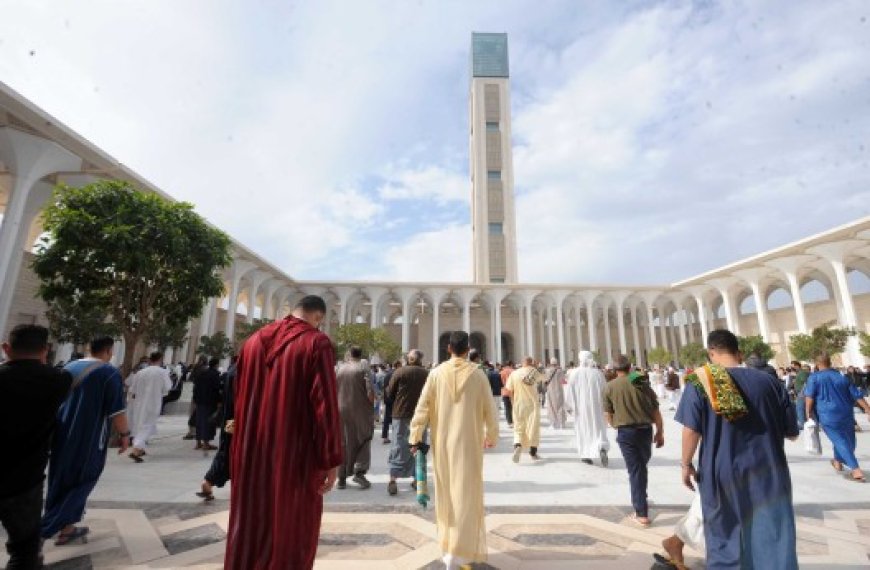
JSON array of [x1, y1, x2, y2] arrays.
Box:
[[409, 331, 498, 569], [565, 351, 610, 466], [543, 358, 567, 429], [126, 351, 172, 462]]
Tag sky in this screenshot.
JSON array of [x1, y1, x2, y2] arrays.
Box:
[[2, 1, 869, 285]]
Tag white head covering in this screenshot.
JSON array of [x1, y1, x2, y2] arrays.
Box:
[[578, 350, 596, 368]]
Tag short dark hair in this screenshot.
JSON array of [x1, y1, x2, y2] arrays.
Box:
[[349, 346, 363, 359], [8, 324, 49, 354], [790, 360, 801, 367], [149, 351, 163, 362], [209, 357, 220, 367], [707, 329, 739, 355], [814, 352, 832, 368], [447, 331, 469, 355], [468, 348, 480, 362], [295, 295, 327, 314], [612, 355, 632, 372], [90, 336, 115, 355]]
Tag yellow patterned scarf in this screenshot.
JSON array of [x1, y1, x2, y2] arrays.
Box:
[[685, 364, 748, 422]]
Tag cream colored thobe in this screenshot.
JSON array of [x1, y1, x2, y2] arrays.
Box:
[[505, 366, 542, 449], [126, 365, 172, 448], [409, 356, 498, 563]]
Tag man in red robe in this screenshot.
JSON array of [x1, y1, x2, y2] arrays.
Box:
[[225, 295, 343, 569]]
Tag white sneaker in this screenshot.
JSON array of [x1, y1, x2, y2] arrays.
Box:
[[512, 446, 522, 463]]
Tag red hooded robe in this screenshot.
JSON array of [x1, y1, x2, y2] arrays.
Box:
[[225, 315, 343, 569]]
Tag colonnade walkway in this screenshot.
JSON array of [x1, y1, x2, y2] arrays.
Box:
[[3, 405, 869, 569]]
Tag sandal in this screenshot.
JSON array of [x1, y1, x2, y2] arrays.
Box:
[[55, 526, 89, 546], [844, 472, 866, 483], [195, 490, 215, 501], [830, 459, 844, 472], [629, 513, 651, 528], [129, 451, 144, 463]]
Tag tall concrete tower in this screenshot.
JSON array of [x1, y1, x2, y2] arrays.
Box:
[[469, 32, 518, 284]]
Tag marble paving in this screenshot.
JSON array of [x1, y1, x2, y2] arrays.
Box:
[[3, 399, 869, 568]]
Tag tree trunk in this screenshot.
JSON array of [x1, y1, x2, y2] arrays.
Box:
[[121, 331, 141, 378]]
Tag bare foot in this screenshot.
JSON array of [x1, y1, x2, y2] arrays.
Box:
[[662, 535, 685, 564]]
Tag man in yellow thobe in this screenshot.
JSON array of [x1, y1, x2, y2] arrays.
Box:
[[410, 331, 498, 569], [505, 357, 543, 463]]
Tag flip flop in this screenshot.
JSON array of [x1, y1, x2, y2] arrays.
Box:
[[629, 513, 651, 528], [844, 472, 866, 483], [830, 459, 844, 472], [129, 452, 144, 463]]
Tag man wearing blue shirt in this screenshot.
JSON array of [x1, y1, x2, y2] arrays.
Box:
[[805, 352, 870, 482]]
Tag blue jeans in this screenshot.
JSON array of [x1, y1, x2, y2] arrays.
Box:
[[795, 395, 806, 430], [616, 425, 653, 518]]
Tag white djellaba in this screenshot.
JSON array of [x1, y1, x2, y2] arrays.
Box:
[[565, 351, 610, 462]]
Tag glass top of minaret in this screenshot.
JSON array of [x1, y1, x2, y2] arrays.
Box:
[[471, 32, 509, 78]]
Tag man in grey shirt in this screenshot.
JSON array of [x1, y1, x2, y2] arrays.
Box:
[[335, 346, 375, 489]]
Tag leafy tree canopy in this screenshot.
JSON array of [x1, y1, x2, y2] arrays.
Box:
[[788, 323, 856, 362], [860, 331, 870, 359], [737, 335, 775, 362], [679, 342, 708, 367], [45, 294, 120, 350], [197, 331, 234, 360], [145, 319, 189, 353], [647, 347, 673, 367], [33, 180, 232, 374], [235, 318, 274, 349], [334, 323, 402, 363]]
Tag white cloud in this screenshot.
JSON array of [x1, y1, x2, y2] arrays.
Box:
[[377, 165, 468, 203], [365, 224, 472, 282]]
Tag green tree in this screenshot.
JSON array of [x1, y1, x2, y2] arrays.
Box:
[[737, 335, 775, 361], [679, 342, 708, 367], [197, 331, 234, 360], [788, 324, 856, 362], [45, 294, 119, 350], [235, 318, 273, 349], [860, 331, 870, 359], [33, 180, 232, 375], [145, 319, 189, 353], [647, 347, 673, 367], [333, 323, 402, 363]]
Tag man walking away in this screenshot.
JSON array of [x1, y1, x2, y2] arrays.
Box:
[[806, 352, 870, 482], [793, 361, 810, 429], [0, 325, 72, 568], [225, 295, 342, 570], [385, 349, 429, 496], [500, 362, 514, 427], [42, 336, 130, 545], [604, 355, 663, 528], [127, 351, 172, 462], [335, 346, 375, 489], [677, 329, 798, 569], [409, 331, 498, 569], [565, 351, 610, 466], [192, 357, 222, 451], [198, 357, 238, 500], [505, 357, 544, 462], [544, 358, 567, 429]]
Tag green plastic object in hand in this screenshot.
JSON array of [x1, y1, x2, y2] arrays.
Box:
[[414, 442, 430, 508]]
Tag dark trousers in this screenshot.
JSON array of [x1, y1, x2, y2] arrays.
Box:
[[381, 399, 393, 440], [0, 483, 43, 569], [617, 425, 653, 517], [502, 396, 513, 425]]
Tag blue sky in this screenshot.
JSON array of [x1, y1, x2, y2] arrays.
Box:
[[2, 1, 868, 284]]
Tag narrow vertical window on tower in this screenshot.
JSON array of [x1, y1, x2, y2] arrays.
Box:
[[486, 121, 499, 132], [488, 222, 503, 234], [487, 170, 501, 180]]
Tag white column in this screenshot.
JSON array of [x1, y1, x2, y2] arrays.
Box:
[[639, 292, 661, 349], [538, 306, 547, 362], [487, 289, 510, 363], [611, 291, 630, 356], [551, 290, 570, 366], [658, 304, 670, 353], [224, 260, 257, 341], [395, 287, 418, 353], [572, 298, 585, 353], [808, 241, 864, 364], [364, 286, 389, 329], [629, 302, 642, 364], [602, 301, 613, 361], [766, 256, 815, 334], [518, 290, 540, 359], [245, 271, 271, 323], [425, 288, 449, 365], [734, 269, 773, 341], [686, 310, 696, 342], [580, 291, 602, 352], [708, 279, 740, 335], [517, 303, 527, 360], [332, 286, 357, 326], [545, 304, 555, 362], [456, 288, 479, 334]]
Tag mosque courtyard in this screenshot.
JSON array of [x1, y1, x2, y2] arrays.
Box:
[[4, 387, 868, 570]]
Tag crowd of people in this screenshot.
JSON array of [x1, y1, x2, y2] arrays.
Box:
[[1, 294, 869, 569]]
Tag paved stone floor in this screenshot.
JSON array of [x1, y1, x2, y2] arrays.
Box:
[[4, 395, 870, 569]]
